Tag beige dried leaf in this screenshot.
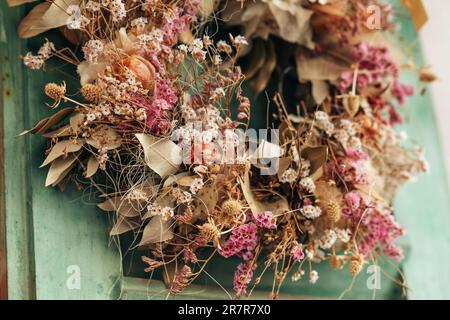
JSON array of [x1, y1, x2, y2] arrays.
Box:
[[163, 172, 191, 188], [110, 216, 141, 236], [267, 1, 314, 48], [18, 0, 80, 38], [136, 134, 182, 179], [302, 146, 328, 175], [86, 125, 122, 151], [7, 0, 36, 7], [162, 262, 177, 289], [85, 155, 99, 178], [296, 55, 349, 82], [311, 80, 329, 105], [45, 151, 80, 187], [138, 216, 174, 246], [40, 139, 85, 167], [98, 197, 140, 217], [238, 173, 265, 216], [20, 107, 73, 136]]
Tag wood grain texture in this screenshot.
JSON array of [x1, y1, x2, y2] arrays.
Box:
[[0, 3, 36, 300], [1, 3, 122, 299]]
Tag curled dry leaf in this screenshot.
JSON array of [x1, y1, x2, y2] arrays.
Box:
[[20, 107, 74, 136], [243, 39, 266, 79], [45, 151, 80, 187], [18, 0, 81, 38], [238, 172, 265, 216], [40, 139, 85, 167], [301, 146, 328, 175], [136, 134, 182, 179], [251, 40, 276, 96], [110, 216, 141, 236], [97, 196, 141, 217], [85, 155, 99, 178], [296, 54, 349, 82], [138, 216, 174, 246], [86, 125, 122, 151]]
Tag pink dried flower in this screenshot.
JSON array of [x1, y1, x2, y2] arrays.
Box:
[[255, 211, 277, 229], [233, 263, 256, 297], [218, 223, 258, 260], [290, 241, 305, 262]]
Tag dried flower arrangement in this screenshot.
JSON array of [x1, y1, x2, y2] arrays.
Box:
[[9, 0, 432, 298]]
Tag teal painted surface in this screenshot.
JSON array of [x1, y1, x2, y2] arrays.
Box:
[[1, 3, 122, 299], [393, 13, 450, 300], [1, 1, 449, 300]]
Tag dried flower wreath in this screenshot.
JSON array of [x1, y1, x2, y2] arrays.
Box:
[[9, 0, 432, 298]]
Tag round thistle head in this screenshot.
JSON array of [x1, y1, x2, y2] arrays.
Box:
[[81, 83, 102, 102], [44, 82, 66, 102], [198, 222, 219, 243]]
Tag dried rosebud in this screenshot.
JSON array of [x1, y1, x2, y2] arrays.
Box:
[[118, 55, 156, 94]]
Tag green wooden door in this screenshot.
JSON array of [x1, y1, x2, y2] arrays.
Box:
[[1, 1, 450, 300]]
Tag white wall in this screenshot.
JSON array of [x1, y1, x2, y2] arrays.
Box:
[[421, 1, 450, 181]]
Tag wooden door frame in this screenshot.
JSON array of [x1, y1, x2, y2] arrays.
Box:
[[0, 80, 7, 300]]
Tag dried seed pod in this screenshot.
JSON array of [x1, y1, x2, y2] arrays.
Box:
[[81, 83, 102, 102], [349, 253, 365, 276], [344, 94, 360, 117], [419, 69, 437, 83], [45, 82, 66, 107], [198, 222, 220, 243], [326, 200, 342, 223]]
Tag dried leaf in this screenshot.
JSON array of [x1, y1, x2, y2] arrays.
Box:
[[86, 125, 122, 151], [45, 151, 80, 187], [191, 183, 218, 222], [311, 80, 329, 105], [136, 134, 182, 179], [267, 1, 314, 48], [296, 55, 349, 82], [18, 0, 80, 38], [252, 40, 276, 96], [138, 216, 173, 246], [42, 125, 73, 138], [85, 155, 99, 178], [7, 0, 36, 7], [98, 197, 140, 217], [243, 39, 266, 79], [239, 173, 265, 216], [20, 107, 74, 135], [110, 216, 141, 236], [302, 146, 328, 175], [40, 139, 85, 167]]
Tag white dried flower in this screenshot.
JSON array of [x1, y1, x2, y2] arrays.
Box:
[[280, 168, 298, 183], [82, 40, 104, 64], [300, 177, 316, 193], [301, 205, 322, 219], [309, 270, 319, 284]]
